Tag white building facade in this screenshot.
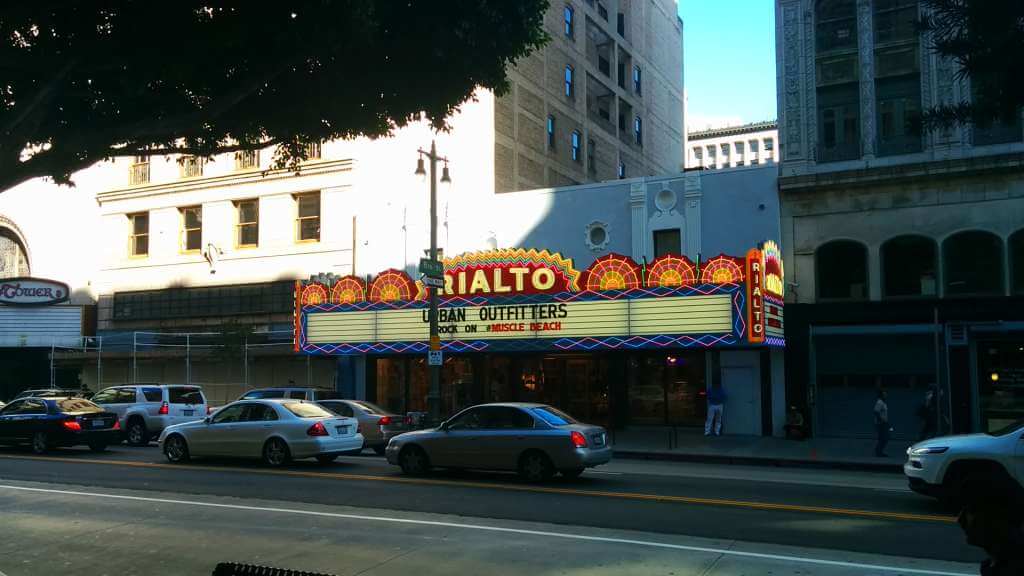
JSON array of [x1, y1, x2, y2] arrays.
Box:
[[685, 121, 778, 170]]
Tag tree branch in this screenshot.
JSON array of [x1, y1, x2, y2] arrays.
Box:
[[1, 58, 78, 141]]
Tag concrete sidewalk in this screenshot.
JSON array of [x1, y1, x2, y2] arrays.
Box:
[[609, 427, 912, 472]]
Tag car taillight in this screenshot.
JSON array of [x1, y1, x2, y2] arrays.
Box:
[[307, 421, 329, 437], [158, 402, 169, 415], [62, 420, 82, 432], [378, 416, 392, 426], [570, 430, 588, 448]]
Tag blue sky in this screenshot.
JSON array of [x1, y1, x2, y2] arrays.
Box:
[[678, 1, 777, 131]]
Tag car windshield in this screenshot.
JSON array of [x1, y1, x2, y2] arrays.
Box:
[[56, 398, 103, 413], [282, 402, 334, 418], [169, 387, 204, 404], [531, 406, 578, 426], [352, 401, 387, 414], [986, 418, 1024, 437]]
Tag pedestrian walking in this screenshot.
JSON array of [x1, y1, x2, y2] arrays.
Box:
[[918, 384, 938, 441], [704, 383, 726, 436], [874, 388, 890, 457]]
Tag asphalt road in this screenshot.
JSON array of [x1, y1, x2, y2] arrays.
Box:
[[0, 443, 981, 570]]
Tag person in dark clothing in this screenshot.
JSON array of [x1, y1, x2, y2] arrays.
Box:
[[873, 389, 890, 457], [918, 384, 939, 441], [704, 383, 726, 436], [958, 471, 1024, 575]]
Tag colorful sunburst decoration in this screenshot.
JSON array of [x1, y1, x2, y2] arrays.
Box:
[[762, 239, 784, 297], [443, 248, 581, 293], [583, 253, 643, 291], [700, 254, 745, 284], [368, 269, 417, 302], [646, 254, 697, 288], [330, 276, 366, 304], [299, 283, 329, 305]]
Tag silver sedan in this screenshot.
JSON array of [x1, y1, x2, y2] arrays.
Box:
[[159, 399, 363, 466], [385, 403, 612, 481], [317, 399, 407, 455]]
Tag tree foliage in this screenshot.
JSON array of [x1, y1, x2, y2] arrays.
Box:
[[919, 0, 1024, 130], [0, 1, 549, 192]]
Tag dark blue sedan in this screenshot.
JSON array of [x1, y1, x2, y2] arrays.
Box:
[[0, 397, 121, 454]]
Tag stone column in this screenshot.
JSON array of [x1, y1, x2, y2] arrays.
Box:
[[683, 172, 702, 262], [629, 181, 647, 261], [857, 0, 876, 159]]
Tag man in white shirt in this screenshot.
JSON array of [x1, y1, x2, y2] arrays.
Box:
[[874, 389, 890, 457]]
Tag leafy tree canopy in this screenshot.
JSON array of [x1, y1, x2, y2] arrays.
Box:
[[920, 0, 1024, 130], [0, 1, 548, 192]]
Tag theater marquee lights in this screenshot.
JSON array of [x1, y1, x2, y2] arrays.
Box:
[[295, 246, 785, 355]]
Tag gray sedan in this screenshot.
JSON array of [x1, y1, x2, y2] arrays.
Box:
[[317, 399, 407, 455], [159, 399, 363, 466], [385, 403, 611, 481]]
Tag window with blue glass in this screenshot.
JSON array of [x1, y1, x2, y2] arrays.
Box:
[[564, 5, 574, 37], [634, 116, 643, 146], [633, 65, 642, 95], [565, 65, 574, 98], [547, 115, 556, 150], [571, 131, 581, 162]]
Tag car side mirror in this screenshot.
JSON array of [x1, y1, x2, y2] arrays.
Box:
[[204, 416, 212, 425]]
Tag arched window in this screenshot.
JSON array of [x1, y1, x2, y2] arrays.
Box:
[[0, 226, 30, 278], [1010, 229, 1024, 295], [943, 231, 1004, 296], [816, 0, 860, 162], [881, 235, 937, 297], [816, 240, 868, 300]]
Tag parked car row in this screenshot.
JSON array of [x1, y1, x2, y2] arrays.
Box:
[[1, 384, 614, 481]]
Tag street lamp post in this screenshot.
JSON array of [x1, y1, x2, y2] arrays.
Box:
[[415, 140, 451, 424]]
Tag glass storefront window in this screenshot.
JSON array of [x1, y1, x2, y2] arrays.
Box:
[[627, 352, 706, 426], [978, 341, 1024, 433], [442, 357, 476, 418], [376, 358, 407, 415]]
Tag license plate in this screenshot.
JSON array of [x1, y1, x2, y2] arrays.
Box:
[[183, 410, 194, 416], [92, 420, 105, 428], [335, 426, 349, 435]]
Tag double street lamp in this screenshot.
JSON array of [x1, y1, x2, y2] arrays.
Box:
[[415, 140, 450, 424]]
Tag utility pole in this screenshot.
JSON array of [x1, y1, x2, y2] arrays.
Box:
[[415, 140, 451, 424]]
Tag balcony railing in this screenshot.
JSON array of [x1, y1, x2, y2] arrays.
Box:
[[129, 162, 150, 185]]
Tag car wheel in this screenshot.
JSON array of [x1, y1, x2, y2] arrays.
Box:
[[518, 450, 555, 482], [262, 438, 291, 467], [31, 432, 49, 455], [163, 434, 190, 463], [561, 467, 585, 479], [373, 445, 386, 456], [88, 442, 108, 453], [399, 445, 430, 476], [126, 418, 148, 446], [315, 454, 338, 464]]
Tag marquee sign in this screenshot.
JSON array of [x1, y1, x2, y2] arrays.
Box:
[[0, 277, 69, 306], [295, 246, 784, 354], [746, 249, 765, 344]]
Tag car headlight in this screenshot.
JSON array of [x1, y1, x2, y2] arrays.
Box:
[[909, 446, 949, 456]]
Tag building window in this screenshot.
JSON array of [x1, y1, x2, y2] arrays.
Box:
[[547, 115, 556, 150], [634, 116, 643, 146], [179, 156, 203, 178], [943, 231, 1004, 296], [587, 139, 596, 173], [235, 150, 259, 170], [235, 199, 259, 248], [616, 12, 625, 36], [565, 65, 575, 98], [735, 141, 744, 156], [1011, 229, 1024, 294], [749, 140, 759, 153], [693, 147, 703, 161], [882, 235, 937, 297], [816, 0, 861, 162], [617, 161, 625, 179], [571, 131, 581, 162], [305, 141, 322, 160], [751, 159, 760, 165], [633, 65, 642, 95], [130, 155, 150, 185], [180, 206, 202, 253], [564, 4, 574, 37], [707, 145, 716, 158], [128, 213, 149, 257], [653, 229, 681, 258], [597, 1, 608, 21], [295, 193, 321, 242], [720, 143, 729, 156], [816, 240, 868, 300], [874, 0, 921, 156], [764, 137, 774, 151]]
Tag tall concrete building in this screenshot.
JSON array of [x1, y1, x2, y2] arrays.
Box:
[[775, 0, 1024, 440], [496, 0, 684, 191], [685, 121, 778, 170]]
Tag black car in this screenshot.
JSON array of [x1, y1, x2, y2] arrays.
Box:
[[0, 397, 121, 454], [12, 388, 86, 401]]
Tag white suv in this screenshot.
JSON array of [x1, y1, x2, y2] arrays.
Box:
[[92, 385, 208, 446], [904, 419, 1024, 505]]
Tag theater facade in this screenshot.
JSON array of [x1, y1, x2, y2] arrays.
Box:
[[295, 242, 786, 435]]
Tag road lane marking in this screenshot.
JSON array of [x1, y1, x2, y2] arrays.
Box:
[[0, 453, 954, 523], [0, 483, 971, 576]]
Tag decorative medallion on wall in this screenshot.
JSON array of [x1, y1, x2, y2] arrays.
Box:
[[655, 185, 677, 214], [584, 221, 611, 252]]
